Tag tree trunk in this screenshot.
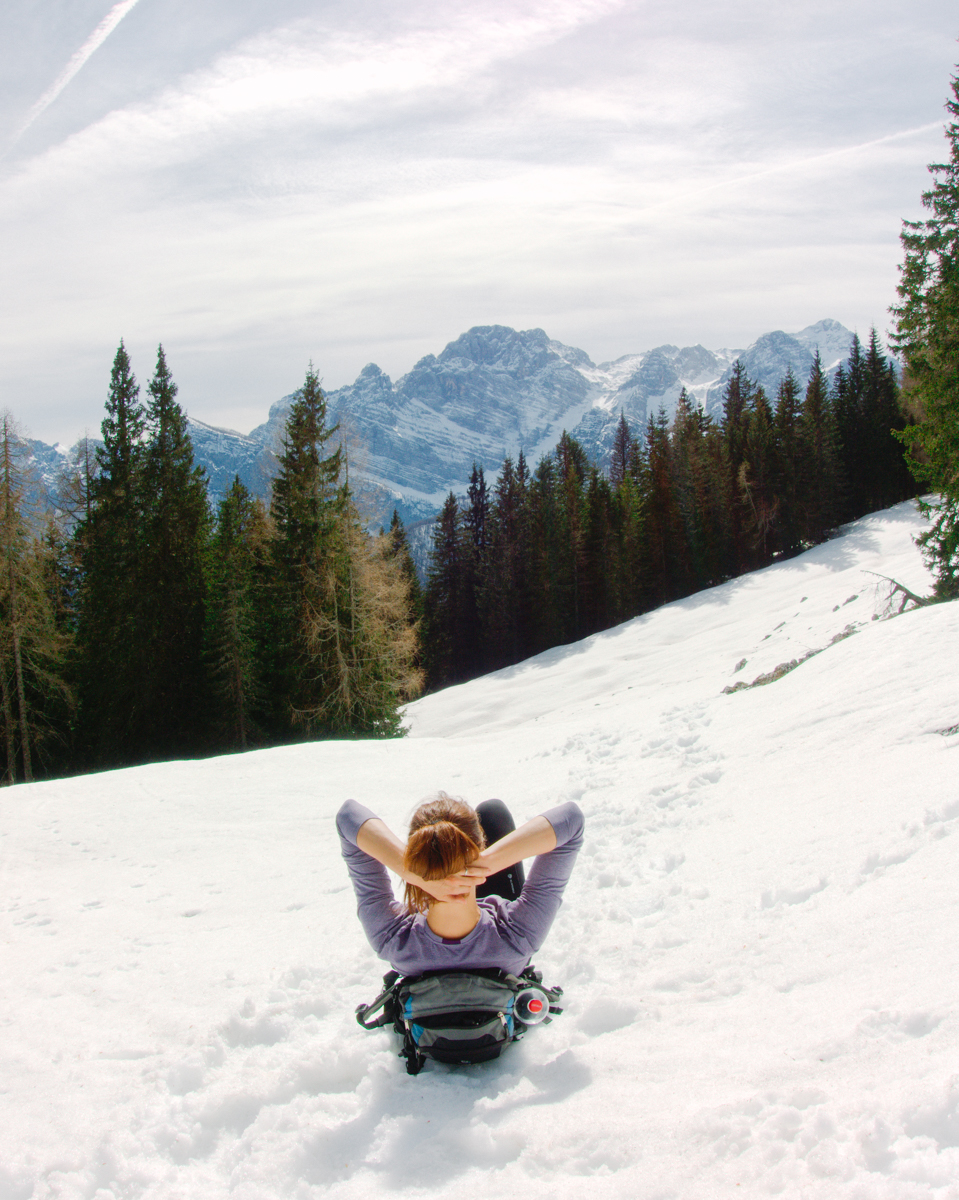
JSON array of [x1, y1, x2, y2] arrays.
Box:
[[0, 659, 17, 785], [9, 571, 33, 782]]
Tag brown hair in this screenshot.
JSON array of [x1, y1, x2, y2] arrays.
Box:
[[403, 793, 485, 913]]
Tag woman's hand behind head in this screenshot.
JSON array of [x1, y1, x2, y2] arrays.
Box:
[[411, 862, 491, 904]]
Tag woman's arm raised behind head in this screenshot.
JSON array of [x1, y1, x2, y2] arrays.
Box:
[[470, 813, 558, 877], [355, 815, 408, 877]]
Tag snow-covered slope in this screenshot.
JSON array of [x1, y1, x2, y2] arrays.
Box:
[[3, 501, 957, 1199]]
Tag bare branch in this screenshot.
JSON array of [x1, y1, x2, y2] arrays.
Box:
[[865, 571, 936, 616]]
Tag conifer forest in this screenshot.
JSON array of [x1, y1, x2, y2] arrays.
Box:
[[421, 332, 916, 690], [0, 326, 918, 785]]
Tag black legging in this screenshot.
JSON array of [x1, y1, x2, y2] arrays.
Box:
[[475, 799, 526, 901]]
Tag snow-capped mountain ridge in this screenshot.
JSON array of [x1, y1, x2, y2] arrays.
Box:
[[312, 317, 857, 523], [26, 319, 863, 527]]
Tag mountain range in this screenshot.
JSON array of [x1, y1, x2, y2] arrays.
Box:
[[28, 318, 861, 531]]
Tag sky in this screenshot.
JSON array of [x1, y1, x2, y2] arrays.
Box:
[[1, 1, 956, 445]]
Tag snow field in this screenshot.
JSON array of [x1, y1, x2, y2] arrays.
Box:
[[1, 500, 958, 1199]]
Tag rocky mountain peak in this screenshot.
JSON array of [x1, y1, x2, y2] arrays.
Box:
[[436, 325, 553, 370]]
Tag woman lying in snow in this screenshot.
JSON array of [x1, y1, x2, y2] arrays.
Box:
[[336, 795, 584, 975]]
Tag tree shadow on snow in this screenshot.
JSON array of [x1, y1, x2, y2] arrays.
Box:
[[479, 504, 921, 685]]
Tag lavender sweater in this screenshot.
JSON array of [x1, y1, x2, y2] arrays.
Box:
[[336, 798, 584, 976]]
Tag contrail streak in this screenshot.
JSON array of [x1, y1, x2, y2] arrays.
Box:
[[693, 120, 945, 198], [9, 0, 143, 148], [617, 121, 945, 225]]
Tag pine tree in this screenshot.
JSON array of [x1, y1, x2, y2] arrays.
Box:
[[833, 333, 866, 518], [581, 466, 617, 634], [739, 386, 780, 564], [385, 509, 424, 628], [861, 328, 913, 512], [138, 345, 211, 758], [527, 454, 564, 653], [798, 351, 842, 544], [773, 369, 804, 554], [720, 361, 756, 573], [207, 477, 269, 749], [554, 432, 589, 640], [268, 364, 345, 731], [610, 412, 634, 489], [75, 341, 147, 765], [610, 420, 646, 616], [423, 493, 467, 687], [484, 457, 531, 668], [461, 465, 490, 675], [513, 450, 534, 654], [641, 407, 684, 604], [891, 69, 959, 596], [671, 390, 727, 588]]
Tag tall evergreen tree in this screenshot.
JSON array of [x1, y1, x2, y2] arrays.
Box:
[[461, 465, 491, 675], [641, 407, 684, 604], [138, 345, 211, 758], [833, 333, 867, 517], [554, 432, 589, 640], [484, 456, 531, 668], [385, 509, 424, 629], [891, 69, 959, 596], [75, 341, 146, 765], [423, 493, 467, 688], [798, 351, 842, 544], [739, 386, 780, 564], [720, 361, 756, 573], [207, 477, 269, 749], [671, 391, 731, 588], [670, 390, 705, 586], [773, 369, 804, 554], [527, 454, 565, 653], [861, 328, 913, 511], [268, 364, 345, 732], [610, 425, 646, 616], [610, 412, 635, 489], [581, 466, 617, 634]]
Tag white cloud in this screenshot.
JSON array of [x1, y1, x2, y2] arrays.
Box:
[[4, 0, 628, 190], [0, 0, 955, 441]]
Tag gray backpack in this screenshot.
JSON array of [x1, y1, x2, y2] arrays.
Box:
[[356, 966, 563, 1075]]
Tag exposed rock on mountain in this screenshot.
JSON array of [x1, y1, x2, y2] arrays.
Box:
[[704, 319, 855, 415], [186, 419, 273, 501]]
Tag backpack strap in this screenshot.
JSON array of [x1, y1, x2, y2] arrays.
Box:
[[401, 1031, 426, 1075], [355, 970, 400, 1029]]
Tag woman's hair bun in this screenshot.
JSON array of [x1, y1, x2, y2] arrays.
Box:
[[403, 793, 485, 913]]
